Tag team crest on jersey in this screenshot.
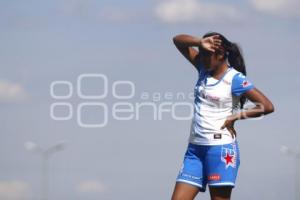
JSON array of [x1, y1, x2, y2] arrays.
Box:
[[241, 80, 251, 88], [221, 144, 237, 169]]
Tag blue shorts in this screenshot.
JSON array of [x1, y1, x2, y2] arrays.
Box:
[[176, 140, 240, 192]]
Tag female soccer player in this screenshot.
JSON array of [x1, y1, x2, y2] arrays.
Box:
[[171, 32, 274, 200]]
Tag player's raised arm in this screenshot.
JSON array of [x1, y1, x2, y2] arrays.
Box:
[[172, 34, 222, 70]]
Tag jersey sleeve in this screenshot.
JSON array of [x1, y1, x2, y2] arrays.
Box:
[[231, 73, 254, 96]]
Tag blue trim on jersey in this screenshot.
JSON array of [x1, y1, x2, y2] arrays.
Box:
[[196, 61, 204, 74], [204, 66, 233, 87], [231, 73, 254, 96]]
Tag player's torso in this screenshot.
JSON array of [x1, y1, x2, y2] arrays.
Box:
[[190, 67, 240, 145]]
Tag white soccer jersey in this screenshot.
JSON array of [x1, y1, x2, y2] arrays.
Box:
[[189, 64, 254, 145]]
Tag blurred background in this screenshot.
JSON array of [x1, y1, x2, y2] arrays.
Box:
[[0, 0, 299, 199]]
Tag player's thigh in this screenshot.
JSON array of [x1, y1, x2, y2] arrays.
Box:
[[205, 140, 240, 188], [171, 182, 200, 200], [209, 186, 233, 200]]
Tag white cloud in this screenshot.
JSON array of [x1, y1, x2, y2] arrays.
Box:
[[154, 0, 239, 23], [0, 180, 31, 200], [0, 80, 28, 102], [251, 0, 300, 17], [77, 180, 107, 194]]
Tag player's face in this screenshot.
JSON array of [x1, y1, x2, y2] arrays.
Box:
[[200, 51, 224, 71]]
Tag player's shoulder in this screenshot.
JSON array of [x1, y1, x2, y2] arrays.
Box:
[[223, 67, 240, 83], [231, 70, 248, 83], [230, 68, 255, 96]]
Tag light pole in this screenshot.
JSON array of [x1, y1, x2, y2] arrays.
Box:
[[24, 141, 66, 200], [280, 145, 300, 200]]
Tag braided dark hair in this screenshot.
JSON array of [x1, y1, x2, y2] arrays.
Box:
[[203, 32, 247, 109]]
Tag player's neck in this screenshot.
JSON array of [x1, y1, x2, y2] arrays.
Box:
[[210, 62, 229, 80]]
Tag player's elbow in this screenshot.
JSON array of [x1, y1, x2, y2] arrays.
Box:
[[172, 34, 184, 45], [263, 101, 275, 114], [172, 36, 179, 45]]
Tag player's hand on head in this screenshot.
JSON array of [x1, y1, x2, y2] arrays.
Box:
[[221, 119, 237, 139], [201, 35, 222, 53]]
